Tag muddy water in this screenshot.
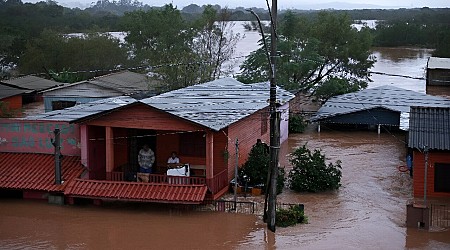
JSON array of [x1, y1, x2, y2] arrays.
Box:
[[2, 127, 450, 249], [0, 200, 264, 249]]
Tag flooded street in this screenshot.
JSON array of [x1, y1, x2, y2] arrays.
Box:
[[2, 127, 450, 249]]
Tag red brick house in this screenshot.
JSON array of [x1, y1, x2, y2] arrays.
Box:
[[32, 78, 294, 203], [408, 106, 450, 199]]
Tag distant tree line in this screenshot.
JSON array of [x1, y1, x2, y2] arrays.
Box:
[[1, 0, 449, 89], [369, 8, 450, 57]]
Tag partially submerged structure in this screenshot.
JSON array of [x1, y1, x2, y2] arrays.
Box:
[[311, 85, 450, 132], [6, 78, 294, 204], [427, 57, 450, 86], [408, 106, 450, 199], [0, 84, 27, 116], [42, 71, 160, 112], [0, 75, 62, 104]]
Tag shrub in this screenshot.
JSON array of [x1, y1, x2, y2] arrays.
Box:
[[239, 141, 285, 193], [288, 144, 342, 192], [289, 113, 307, 133], [276, 204, 308, 227]]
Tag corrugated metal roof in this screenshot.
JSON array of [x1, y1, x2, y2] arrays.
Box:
[[408, 106, 450, 150], [0, 84, 27, 99], [311, 85, 450, 130], [42, 81, 122, 98], [0, 153, 84, 192], [42, 71, 158, 96], [141, 78, 295, 131], [427, 57, 450, 70], [25, 96, 137, 122], [64, 179, 208, 204], [27, 78, 295, 131], [1, 76, 62, 92], [89, 71, 156, 94]]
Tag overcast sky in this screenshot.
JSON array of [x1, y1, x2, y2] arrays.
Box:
[[24, 0, 450, 9]]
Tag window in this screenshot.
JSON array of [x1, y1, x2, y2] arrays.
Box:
[[52, 101, 76, 111], [434, 163, 450, 192], [179, 132, 206, 157], [261, 112, 268, 135]]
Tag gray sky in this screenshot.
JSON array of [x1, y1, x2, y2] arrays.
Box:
[[24, 0, 450, 9]]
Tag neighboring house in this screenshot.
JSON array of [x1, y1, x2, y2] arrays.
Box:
[[408, 106, 450, 199], [42, 71, 160, 112], [31, 78, 294, 204], [0, 75, 62, 104], [0, 84, 27, 117], [311, 85, 450, 132], [0, 118, 84, 201], [427, 57, 450, 86]]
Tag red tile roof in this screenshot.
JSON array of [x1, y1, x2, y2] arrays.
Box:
[[65, 179, 208, 204], [0, 153, 84, 192]]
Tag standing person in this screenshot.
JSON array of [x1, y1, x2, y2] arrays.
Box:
[[406, 153, 413, 178], [138, 144, 155, 173], [167, 151, 180, 164]]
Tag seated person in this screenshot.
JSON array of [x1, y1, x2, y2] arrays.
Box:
[[167, 151, 180, 164]]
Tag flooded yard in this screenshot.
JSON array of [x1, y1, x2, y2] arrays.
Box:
[[1, 126, 449, 249]]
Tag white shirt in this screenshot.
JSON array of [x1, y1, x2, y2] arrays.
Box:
[[167, 156, 180, 164]]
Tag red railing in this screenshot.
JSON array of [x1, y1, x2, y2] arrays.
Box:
[[104, 170, 228, 195], [207, 169, 228, 194], [148, 174, 206, 185], [106, 171, 124, 181]]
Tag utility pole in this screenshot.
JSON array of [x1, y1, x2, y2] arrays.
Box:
[[267, 0, 279, 232], [234, 138, 239, 211], [53, 128, 62, 185], [247, 0, 279, 232], [423, 146, 429, 206]]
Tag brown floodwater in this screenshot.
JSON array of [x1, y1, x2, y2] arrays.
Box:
[[2, 126, 450, 249]]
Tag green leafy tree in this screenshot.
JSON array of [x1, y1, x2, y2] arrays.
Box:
[[289, 113, 307, 133], [238, 11, 374, 100], [19, 30, 128, 74], [122, 4, 197, 88], [314, 77, 363, 101], [191, 6, 241, 82], [288, 144, 342, 192], [122, 4, 240, 89]]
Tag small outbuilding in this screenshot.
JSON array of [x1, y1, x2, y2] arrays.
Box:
[[311, 85, 450, 132], [408, 106, 450, 199], [0, 84, 27, 117], [42, 71, 160, 112], [0, 75, 62, 104], [427, 57, 450, 86]]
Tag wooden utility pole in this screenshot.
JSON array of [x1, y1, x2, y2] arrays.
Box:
[[423, 146, 429, 206], [267, 0, 279, 232], [234, 138, 239, 211], [53, 128, 62, 185]]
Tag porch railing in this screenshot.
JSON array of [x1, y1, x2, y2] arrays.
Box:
[[104, 169, 228, 195], [206, 169, 228, 194], [106, 171, 124, 181], [148, 174, 206, 185]]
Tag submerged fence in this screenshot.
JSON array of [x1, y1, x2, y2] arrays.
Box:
[[194, 200, 304, 215], [430, 203, 450, 228]]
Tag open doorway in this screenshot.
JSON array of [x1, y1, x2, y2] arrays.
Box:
[[128, 128, 156, 173]]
